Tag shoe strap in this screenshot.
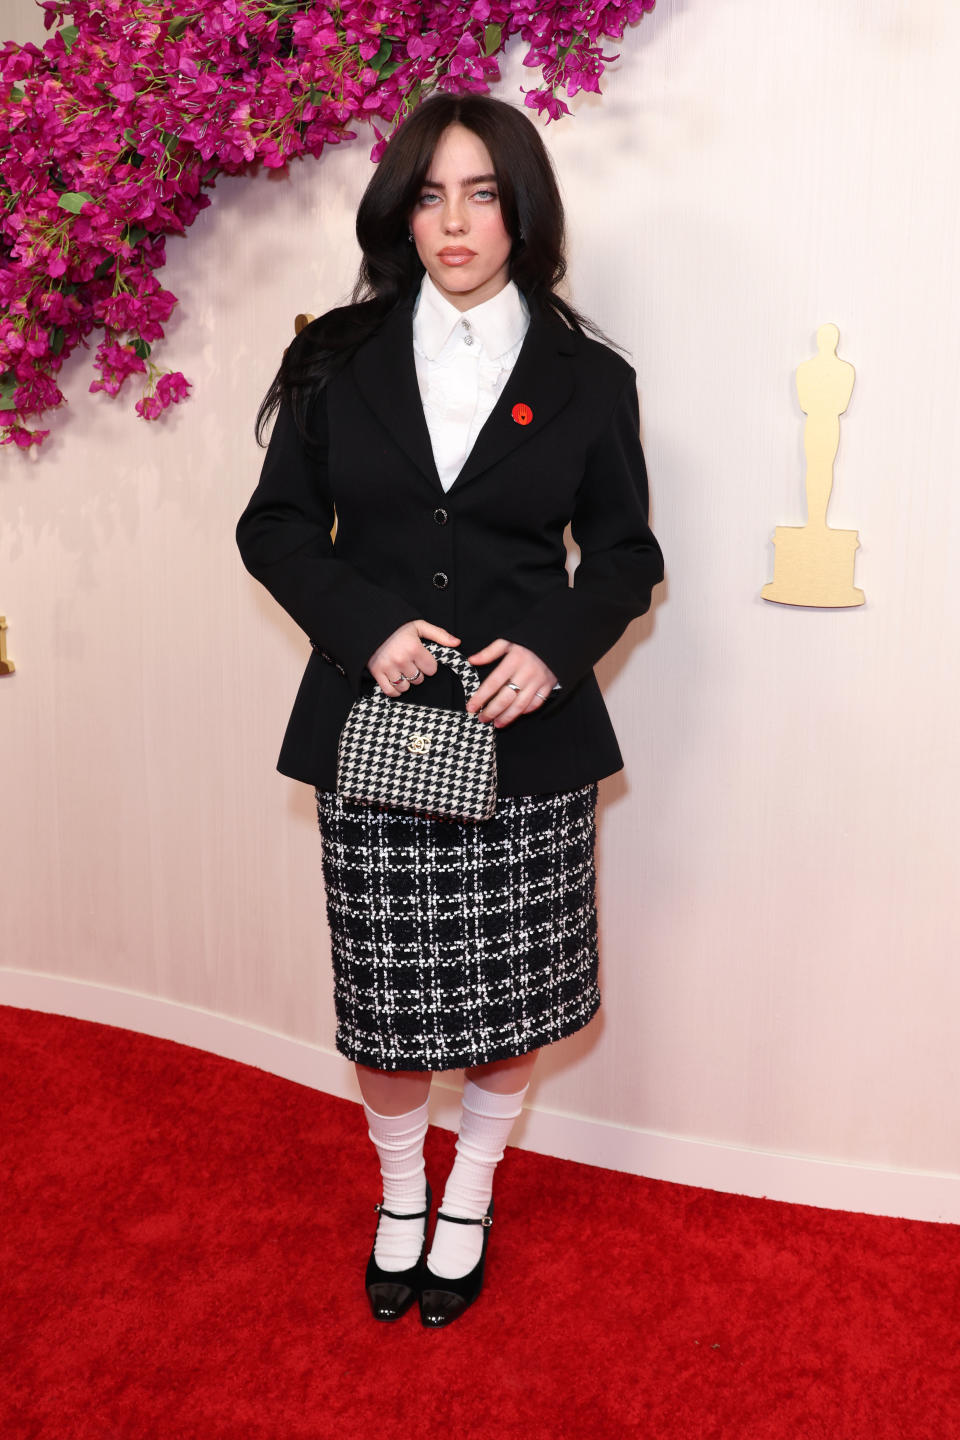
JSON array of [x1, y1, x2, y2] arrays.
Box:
[[436, 1209, 493, 1229], [375, 1202, 429, 1221]]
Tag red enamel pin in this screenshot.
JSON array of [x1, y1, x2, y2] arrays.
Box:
[[511, 402, 533, 426]]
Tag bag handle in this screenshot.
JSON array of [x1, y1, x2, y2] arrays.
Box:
[[421, 640, 483, 702]]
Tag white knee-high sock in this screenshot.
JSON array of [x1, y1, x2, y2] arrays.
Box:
[[425, 1078, 528, 1281], [363, 1098, 429, 1272]]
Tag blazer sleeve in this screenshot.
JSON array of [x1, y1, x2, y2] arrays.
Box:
[[505, 372, 664, 690], [236, 389, 420, 694]]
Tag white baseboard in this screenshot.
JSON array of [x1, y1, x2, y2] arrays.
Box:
[[3, 968, 957, 1225]]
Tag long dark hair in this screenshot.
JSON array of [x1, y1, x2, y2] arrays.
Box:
[[254, 92, 610, 448]]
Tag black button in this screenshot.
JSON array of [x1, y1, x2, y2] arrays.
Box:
[[433, 507, 448, 526], [432, 571, 448, 590]]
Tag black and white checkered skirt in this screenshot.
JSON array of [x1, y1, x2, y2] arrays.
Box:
[[314, 783, 600, 1072]]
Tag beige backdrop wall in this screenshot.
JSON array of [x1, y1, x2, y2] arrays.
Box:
[[3, 0, 959, 1221]]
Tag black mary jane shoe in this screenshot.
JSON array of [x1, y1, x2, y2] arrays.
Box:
[[365, 1181, 432, 1323], [418, 1198, 494, 1329]]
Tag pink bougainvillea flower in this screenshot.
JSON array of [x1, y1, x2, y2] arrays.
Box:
[[0, 0, 657, 449]]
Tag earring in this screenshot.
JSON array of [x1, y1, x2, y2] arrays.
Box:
[[408, 233, 414, 243], [519, 227, 525, 241]]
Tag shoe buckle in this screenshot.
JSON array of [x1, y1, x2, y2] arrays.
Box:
[[481, 1215, 493, 1228]]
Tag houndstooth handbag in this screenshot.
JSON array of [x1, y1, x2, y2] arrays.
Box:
[[336, 641, 497, 822]]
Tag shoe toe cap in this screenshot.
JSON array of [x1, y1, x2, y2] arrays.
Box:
[[419, 1287, 470, 1327], [367, 1280, 415, 1321]]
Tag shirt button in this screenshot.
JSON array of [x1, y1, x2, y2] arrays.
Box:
[[432, 571, 449, 590], [463, 334, 474, 346], [433, 507, 448, 526]]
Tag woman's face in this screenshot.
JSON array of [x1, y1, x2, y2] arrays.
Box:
[[409, 124, 513, 312]]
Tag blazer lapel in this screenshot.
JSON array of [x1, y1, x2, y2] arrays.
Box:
[[352, 298, 439, 489], [450, 299, 576, 495], [351, 291, 577, 497]]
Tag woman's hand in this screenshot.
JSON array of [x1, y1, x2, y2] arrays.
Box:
[[465, 639, 558, 728], [367, 620, 461, 697]]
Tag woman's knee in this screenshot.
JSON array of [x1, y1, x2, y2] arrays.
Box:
[[355, 1063, 433, 1115], [465, 1050, 540, 1092]]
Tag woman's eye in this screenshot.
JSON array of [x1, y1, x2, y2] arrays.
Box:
[[473, 189, 498, 202], [417, 192, 441, 206]]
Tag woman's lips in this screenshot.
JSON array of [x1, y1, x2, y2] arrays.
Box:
[[437, 248, 476, 266]]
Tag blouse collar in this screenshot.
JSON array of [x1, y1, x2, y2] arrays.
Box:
[[413, 273, 529, 362]]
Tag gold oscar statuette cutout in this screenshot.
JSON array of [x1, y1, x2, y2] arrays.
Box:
[[762, 323, 864, 608], [0, 616, 14, 675]]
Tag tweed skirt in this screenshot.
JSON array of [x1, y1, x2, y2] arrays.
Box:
[[314, 783, 600, 1071]]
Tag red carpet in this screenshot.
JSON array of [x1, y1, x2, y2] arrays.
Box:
[[2, 1004, 958, 1439]]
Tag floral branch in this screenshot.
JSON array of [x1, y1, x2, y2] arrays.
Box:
[[0, 0, 656, 449]]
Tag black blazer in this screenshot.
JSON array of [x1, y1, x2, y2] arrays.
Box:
[[236, 294, 665, 797]]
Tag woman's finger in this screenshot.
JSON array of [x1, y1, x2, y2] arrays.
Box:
[[467, 637, 510, 667], [376, 665, 408, 697], [380, 647, 429, 690], [467, 656, 518, 715], [413, 622, 461, 678], [416, 621, 461, 649], [491, 682, 539, 728], [412, 643, 438, 678], [479, 668, 538, 721]]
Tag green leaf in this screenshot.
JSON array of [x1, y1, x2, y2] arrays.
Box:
[[57, 191, 94, 214], [369, 39, 393, 71], [123, 224, 148, 246], [92, 258, 113, 280], [201, 165, 219, 183], [50, 325, 65, 356], [483, 23, 502, 57], [0, 373, 18, 411], [123, 127, 139, 145], [131, 338, 151, 360], [167, 16, 189, 39], [9, 84, 24, 103], [59, 23, 79, 53]]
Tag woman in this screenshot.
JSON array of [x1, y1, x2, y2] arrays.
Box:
[[236, 93, 664, 1329]]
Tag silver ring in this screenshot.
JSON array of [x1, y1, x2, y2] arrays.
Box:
[[506, 681, 521, 692], [535, 691, 547, 700], [410, 669, 421, 680], [390, 675, 404, 684]]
